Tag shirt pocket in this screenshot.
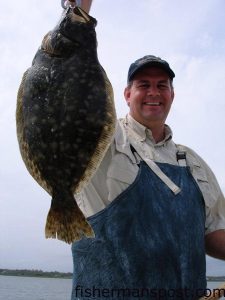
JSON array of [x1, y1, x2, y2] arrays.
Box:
[[106, 154, 139, 202], [107, 154, 138, 185], [191, 163, 217, 208]]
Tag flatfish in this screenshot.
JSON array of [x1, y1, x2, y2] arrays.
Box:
[[16, 6, 116, 243]]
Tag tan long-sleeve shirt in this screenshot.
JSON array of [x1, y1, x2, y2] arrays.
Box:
[[75, 114, 225, 235]]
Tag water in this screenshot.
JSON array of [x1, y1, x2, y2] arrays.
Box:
[[0, 275, 72, 300], [0, 276, 224, 299]]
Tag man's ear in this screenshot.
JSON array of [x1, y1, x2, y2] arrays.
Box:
[[124, 87, 131, 107], [171, 89, 175, 102]]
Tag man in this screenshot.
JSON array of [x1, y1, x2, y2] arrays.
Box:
[[71, 53, 225, 299], [67, 2, 225, 299]]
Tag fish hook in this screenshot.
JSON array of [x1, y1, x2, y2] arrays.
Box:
[[61, 0, 82, 9], [61, 0, 67, 9]]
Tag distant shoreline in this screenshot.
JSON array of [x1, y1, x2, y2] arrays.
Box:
[[1, 269, 224, 281], [0, 269, 72, 279]]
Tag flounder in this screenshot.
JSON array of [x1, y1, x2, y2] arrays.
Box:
[[16, 7, 116, 243]]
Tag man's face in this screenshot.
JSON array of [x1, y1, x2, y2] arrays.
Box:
[[124, 67, 174, 129]]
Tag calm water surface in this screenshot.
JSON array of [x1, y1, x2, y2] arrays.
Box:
[[0, 275, 72, 300], [0, 276, 224, 299]]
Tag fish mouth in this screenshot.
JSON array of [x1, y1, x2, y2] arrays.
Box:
[[71, 6, 97, 25]]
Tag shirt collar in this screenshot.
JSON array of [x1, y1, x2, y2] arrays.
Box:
[[126, 114, 173, 145]]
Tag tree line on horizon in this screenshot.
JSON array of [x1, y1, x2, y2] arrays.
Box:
[[0, 268, 72, 279], [0, 268, 224, 281]]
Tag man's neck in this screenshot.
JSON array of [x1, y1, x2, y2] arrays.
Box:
[[138, 119, 165, 143], [150, 125, 165, 143], [127, 114, 167, 144]]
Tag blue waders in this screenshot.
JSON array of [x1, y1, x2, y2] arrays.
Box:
[[71, 161, 206, 300]]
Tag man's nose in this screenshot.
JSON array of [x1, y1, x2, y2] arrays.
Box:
[[147, 86, 160, 97]]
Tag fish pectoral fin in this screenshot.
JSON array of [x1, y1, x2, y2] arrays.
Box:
[[45, 192, 94, 244]]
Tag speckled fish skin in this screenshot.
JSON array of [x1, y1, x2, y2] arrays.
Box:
[[16, 7, 116, 243]]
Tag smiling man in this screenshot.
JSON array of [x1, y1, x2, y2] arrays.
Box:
[[124, 56, 175, 143], [71, 55, 225, 300]]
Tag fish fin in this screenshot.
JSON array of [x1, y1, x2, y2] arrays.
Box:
[[74, 71, 116, 193], [45, 193, 94, 244]]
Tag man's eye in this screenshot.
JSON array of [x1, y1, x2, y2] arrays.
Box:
[[138, 83, 149, 88], [159, 84, 169, 88]]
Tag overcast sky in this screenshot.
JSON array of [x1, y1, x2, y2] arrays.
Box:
[[0, 0, 225, 276]]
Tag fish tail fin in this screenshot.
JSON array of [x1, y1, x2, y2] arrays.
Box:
[[45, 191, 94, 244]]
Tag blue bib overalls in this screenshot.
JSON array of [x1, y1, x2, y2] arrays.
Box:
[[71, 160, 206, 300]]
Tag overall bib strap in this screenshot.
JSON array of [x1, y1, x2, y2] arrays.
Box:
[[127, 126, 181, 195], [132, 142, 181, 194]]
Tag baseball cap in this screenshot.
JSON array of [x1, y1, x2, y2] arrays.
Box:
[[127, 55, 175, 83]]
